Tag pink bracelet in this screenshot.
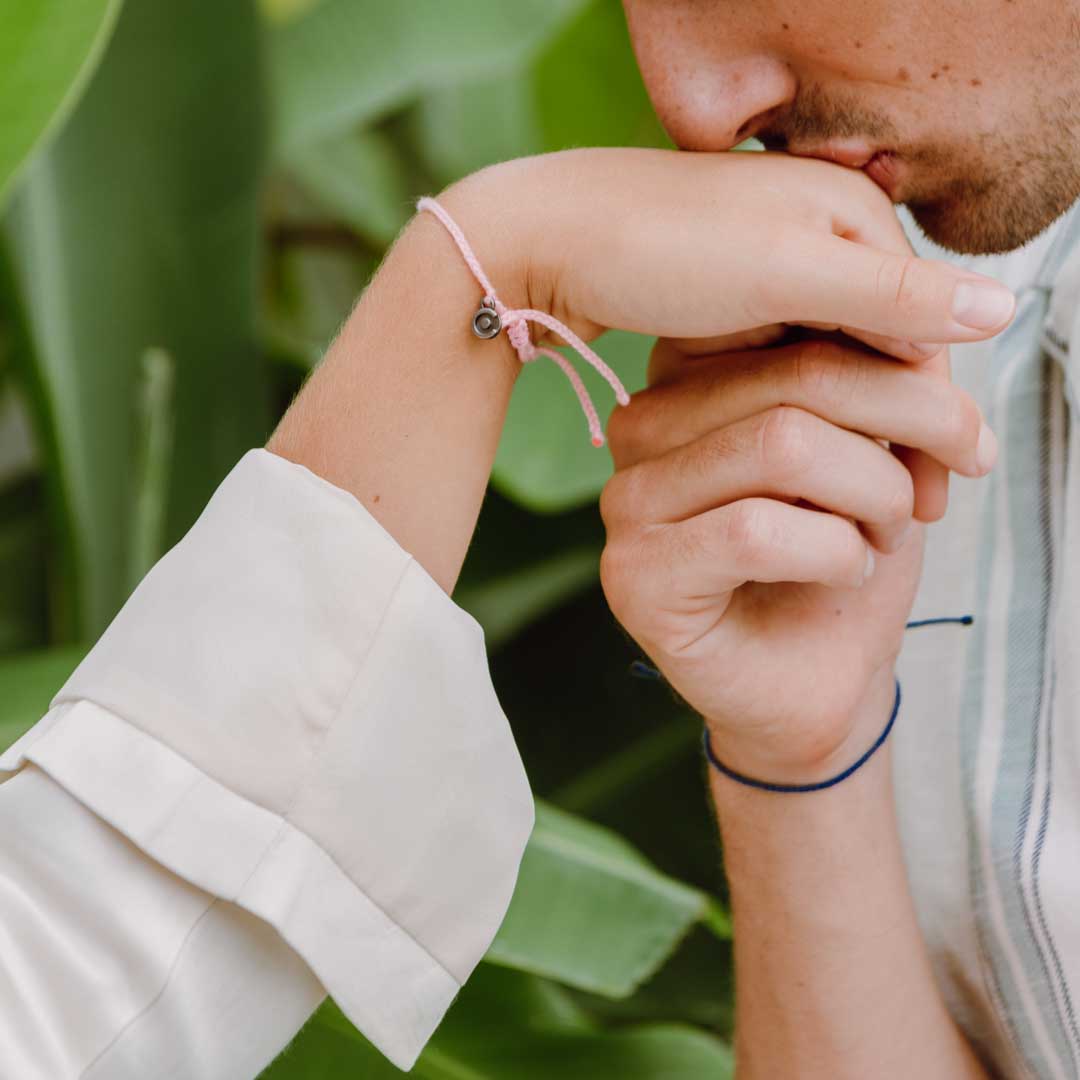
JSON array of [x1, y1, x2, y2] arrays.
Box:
[[416, 196, 631, 448]]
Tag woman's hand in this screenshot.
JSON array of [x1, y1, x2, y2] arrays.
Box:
[[447, 147, 1016, 355], [443, 147, 1013, 520], [597, 337, 993, 785]]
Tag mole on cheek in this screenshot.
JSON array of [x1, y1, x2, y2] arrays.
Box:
[[854, 40, 863, 48], [781, 22, 790, 30], [971, 77, 983, 87], [897, 67, 911, 81]]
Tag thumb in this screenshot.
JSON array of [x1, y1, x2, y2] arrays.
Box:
[[758, 231, 1017, 345]]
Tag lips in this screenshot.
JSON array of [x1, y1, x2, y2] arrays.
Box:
[[786, 141, 902, 200], [863, 152, 901, 199]]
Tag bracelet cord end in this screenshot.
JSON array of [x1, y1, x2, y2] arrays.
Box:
[[418, 195, 628, 449]]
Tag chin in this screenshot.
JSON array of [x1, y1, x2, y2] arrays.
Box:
[[905, 198, 1027, 255], [907, 168, 1080, 256]]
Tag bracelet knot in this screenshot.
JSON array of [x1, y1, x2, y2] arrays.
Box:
[[417, 195, 630, 448]]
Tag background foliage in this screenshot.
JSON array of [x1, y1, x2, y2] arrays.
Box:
[[0, 0, 736, 1074]]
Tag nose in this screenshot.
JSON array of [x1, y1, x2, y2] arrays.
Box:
[[647, 54, 797, 152]]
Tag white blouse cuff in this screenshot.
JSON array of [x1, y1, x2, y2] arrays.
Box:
[[0, 448, 534, 1071]]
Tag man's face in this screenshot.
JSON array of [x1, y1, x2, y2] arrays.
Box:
[[623, 0, 1080, 254]]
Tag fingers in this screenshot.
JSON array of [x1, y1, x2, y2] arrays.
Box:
[[607, 500, 874, 630], [610, 339, 994, 482], [893, 442, 950, 522], [602, 406, 915, 553], [753, 229, 1015, 345]]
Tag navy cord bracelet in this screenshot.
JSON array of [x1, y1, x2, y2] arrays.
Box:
[[702, 677, 902, 794]]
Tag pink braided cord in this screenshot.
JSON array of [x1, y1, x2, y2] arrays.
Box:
[[416, 195, 630, 448]]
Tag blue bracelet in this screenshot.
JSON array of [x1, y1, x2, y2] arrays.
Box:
[[702, 677, 902, 794]]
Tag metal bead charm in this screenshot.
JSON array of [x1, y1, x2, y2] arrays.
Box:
[[472, 297, 501, 339]]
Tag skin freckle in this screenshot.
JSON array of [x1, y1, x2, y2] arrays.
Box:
[[931, 71, 940, 79], [854, 40, 863, 49], [971, 77, 983, 87], [781, 22, 790, 30], [897, 67, 911, 81]]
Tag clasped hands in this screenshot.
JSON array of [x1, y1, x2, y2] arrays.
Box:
[[447, 147, 1015, 787]]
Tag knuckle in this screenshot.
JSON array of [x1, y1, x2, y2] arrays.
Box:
[[721, 500, 771, 564], [875, 254, 921, 317], [603, 400, 638, 466], [788, 341, 857, 404], [599, 465, 648, 529], [834, 519, 869, 580], [757, 406, 815, 478], [605, 389, 655, 466], [598, 541, 633, 618], [883, 467, 916, 524]]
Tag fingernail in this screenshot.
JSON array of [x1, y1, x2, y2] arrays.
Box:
[[976, 422, 999, 474], [952, 280, 1016, 331], [909, 341, 942, 359], [863, 547, 876, 584]]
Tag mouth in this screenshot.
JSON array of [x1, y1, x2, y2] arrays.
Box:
[[862, 152, 901, 200], [785, 141, 903, 200]]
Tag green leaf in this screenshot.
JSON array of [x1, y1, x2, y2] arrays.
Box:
[[4, 0, 271, 638], [284, 129, 412, 249], [409, 69, 539, 188], [262, 967, 732, 1079], [128, 347, 176, 591], [429, 1023, 733, 1079], [0, 645, 86, 751], [0, 0, 124, 206], [534, 0, 670, 153], [407, 0, 669, 189], [488, 801, 709, 997], [492, 329, 652, 512], [0, 471, 47, 652], [455, 545, 599, 649], [268, 0, 586, 153]]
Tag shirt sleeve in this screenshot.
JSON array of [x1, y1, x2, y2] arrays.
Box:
[[0, 447, 535, 1074]]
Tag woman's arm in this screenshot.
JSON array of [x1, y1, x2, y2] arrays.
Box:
[[266, 183, 533, 595]]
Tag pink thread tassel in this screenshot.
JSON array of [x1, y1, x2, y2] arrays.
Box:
[[416, 195, 630, 448]]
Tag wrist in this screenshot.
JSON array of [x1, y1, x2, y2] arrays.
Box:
[[437, 161, 558, 349], [704, 662, 900, 791]]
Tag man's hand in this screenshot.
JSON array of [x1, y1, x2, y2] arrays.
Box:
[[599, 336, 995, 785]]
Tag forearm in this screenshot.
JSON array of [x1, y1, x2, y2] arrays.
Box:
[[267, 176, 534, 594], [712, 678, 987, 1079]]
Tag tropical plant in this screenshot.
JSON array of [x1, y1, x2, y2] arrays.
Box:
[[0, 0, 735, 1074]]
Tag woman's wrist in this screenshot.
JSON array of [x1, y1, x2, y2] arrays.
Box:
[[268, 170, 542, 594]]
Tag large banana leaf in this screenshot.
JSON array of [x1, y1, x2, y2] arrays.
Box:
[[282, 129, 412, 250], [268, 0, 586, 153], [262, 966, 733, 1079], [3, 0, 270, 639], [0, 644, 85, 750], [0, 0, 124, 205], [488, 800, 711, 997], [493, 330, 653, 512], [0, 472, 47, 652]]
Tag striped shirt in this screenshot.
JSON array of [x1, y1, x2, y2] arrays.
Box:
[[896, 201, 1080, 1080]]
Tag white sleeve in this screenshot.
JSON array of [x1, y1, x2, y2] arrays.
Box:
[[0, 448, 534, 1077]]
